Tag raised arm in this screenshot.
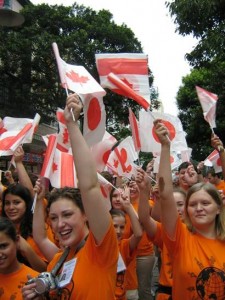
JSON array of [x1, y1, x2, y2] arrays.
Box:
[[154, 119, 178, 239], [32, 178, 59, 261], [64, 94, 111, 244], [13, 146, 35, 197], [136, 168, 157, 239], [211, 134, 225, 180], [120, 186, 142, 252]]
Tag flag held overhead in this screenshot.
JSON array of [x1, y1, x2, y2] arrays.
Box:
[[196, 86, 218, 129], [108, 72, 150, 110]]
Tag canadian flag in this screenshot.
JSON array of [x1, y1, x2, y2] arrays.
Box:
[[95, 53, 150, 109], [82, 94, 106, 147], [196, 86, 218, 129], [52, 42, 106, 97], [56, 108, 71, 152], [40, 135, 57, 179], [128, 107, 141, 152], [53, 43, 106, 146], [0, 114, 40, 156], [204, 149, 222, 173], [90, 131, 117, 172], [107, 136, 138, 178], [49, 148, 77, 188], [139, 110, 188, 153]]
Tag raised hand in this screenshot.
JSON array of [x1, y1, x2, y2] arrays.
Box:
[[153, 119, 170, 146], [64, 93, 83, 123]]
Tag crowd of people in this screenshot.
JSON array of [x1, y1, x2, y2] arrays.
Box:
[[0, 93, 225, 300]]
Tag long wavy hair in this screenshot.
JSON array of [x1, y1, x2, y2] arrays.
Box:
[[1, 183, 33, 239], [185, 182, 225, 240]]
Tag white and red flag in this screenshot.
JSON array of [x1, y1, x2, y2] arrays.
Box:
[[40, 135, 57, 179], [53, 43, 106, 146], [56, 108, 71, 152], [49, 148, 77, 188], [128, 107, 141, 152], [41, 134, 77, 188], [95, 53, 150, 109], [107, 136, 138, 178], [52, 42, 106, 97], [139, 110, 188, 153], [196, 86, 218, 129], [83, 94, 106, 147], [0, 114, 40, 156], [90, 131, 117, 172], [204, 149, 222, 173]]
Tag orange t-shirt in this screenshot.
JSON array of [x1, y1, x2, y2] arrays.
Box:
[[150, 222, 172, 300], [215, 180, 225, 193], [0, 264, 38, 300], [115, 238, 137, 300], [121, 212, 138, 291], [132, 200, 154, 256], [47, 221, 119, 300], [162, 217, 225, 300]]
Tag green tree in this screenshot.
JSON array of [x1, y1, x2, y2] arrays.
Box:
[[0, 2, 159, 136], [166, 0, 225, 159]]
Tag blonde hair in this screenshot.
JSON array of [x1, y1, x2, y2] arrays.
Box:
[[185, 182, 225, 240]]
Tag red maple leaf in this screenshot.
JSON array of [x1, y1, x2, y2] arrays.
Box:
[[63, 128, 69, 144], [66, 70, 89, 84], [52, 161, 58, 172]]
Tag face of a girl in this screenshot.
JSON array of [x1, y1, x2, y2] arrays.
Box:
[[49, 198, 88, 248], [111, 189, 123, 210], [4, 194, 26, 224], [187, 189, 220, 232], [128, 181, 139, 201], [173, 192, 185, 221], [0, 232, 18, 274], [112, 215, 126, 241]]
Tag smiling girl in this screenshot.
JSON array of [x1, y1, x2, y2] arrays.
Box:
[[0, 217, 38, 299]]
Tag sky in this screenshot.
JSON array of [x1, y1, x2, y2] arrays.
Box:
[[32, 0, 197, 116]]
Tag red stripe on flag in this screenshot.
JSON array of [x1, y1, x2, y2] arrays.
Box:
[[40, 135, 56, 177], [129, 108, 141, 151], [0, 123, 32, 151], [97, 58, 148, 76], [61, 153, 75, 187]]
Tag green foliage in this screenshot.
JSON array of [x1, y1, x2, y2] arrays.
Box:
[[166, 0, 225, 160], [0, 1, 159, 141]]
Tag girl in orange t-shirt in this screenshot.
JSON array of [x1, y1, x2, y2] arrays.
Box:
[[111, 186, 142, 300], [152, 119, 225, 300], [1, 183, 48, 272], [0, 217, 38, 300], [22, 94, 119, 300]]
